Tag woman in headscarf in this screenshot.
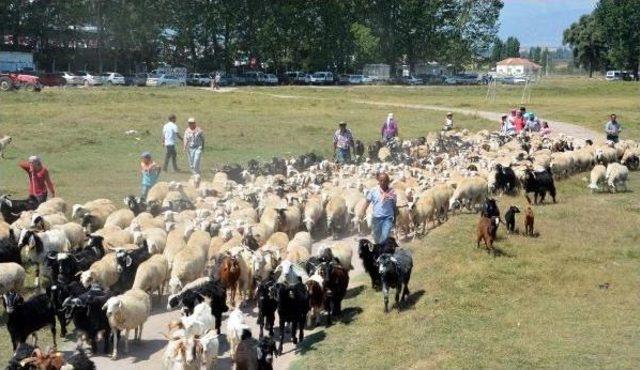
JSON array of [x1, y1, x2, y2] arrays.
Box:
[[381, 113, 398, 141]]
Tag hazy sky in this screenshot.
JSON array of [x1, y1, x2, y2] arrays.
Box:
[[498, 0, 598, 47]]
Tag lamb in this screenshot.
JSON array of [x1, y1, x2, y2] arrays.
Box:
[[102, 289, 151, 359], [226, 309, 251, 362], [132, 254, 169, 298], [104, 209, 135, 229], [325, 195, 348, 239], [80, 253, 119, 289], [0, 135, 12, 158], [504, 206, 520, 234], [588, 164, 607, 192], [605, 162, 629, 193], [449, 177, 488, 213], [0, 262, 26, 294], [177, 300, 216, 338], [524, 207, 535, 236]]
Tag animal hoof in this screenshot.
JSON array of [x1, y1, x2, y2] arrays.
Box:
[[292, 337, 298, 344]]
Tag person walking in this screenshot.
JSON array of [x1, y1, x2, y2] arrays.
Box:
[[18, 155, 56, 204], [212, 72, 221, 90], [381, 113, 398, 141], [604, 113, 622, 143], [365, 172, 397, 245], [540, 121, 551, 137], [140, 152, 161, 201], [333, 121, 354, 164], [162, 114, 182, 172], [514, 111, 525, 134], [183, 117, 205, 174], [500, 115, 515, 136]]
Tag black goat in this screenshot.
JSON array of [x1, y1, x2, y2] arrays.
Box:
[[0, 229, 21, 264], [112, 243, 150, 294], [378, 249, 413, 313], [124, 195, 146, 216], [504, 206, 521, 234], [2, 291, 57, 350], [46, 280, 87, 337], [275, 282, 309, 355], [523, 167, 557, 205], [481, 198, 501, 239], [46, 243, 105, 284], [166, 277, 228, 334], [257, 336, 277, 370], [62, 286, 113, 354], [491, 164, 519, 194], [5, 342, 37, 370], [64, 347, 96, 370], [358, 239, 382, 289], [255, 276, 277, 338], [0, 195, 38, 224]]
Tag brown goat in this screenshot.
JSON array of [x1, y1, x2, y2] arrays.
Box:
[[305, 278, 325, 328], [218, 254, 241, 307], [524, 207, 535, 236], [476, 216, 497, 253]]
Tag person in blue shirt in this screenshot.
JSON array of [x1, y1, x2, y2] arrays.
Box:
[[140, 151, 161, 201], [365, 172, 397, 245]]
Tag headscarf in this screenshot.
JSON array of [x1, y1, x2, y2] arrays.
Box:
[[386, 113, 394, 126]]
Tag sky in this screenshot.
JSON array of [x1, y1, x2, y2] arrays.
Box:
[[498, 0, 598, 47]]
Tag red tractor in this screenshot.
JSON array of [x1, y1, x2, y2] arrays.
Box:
[[0, 73, 43, 92]]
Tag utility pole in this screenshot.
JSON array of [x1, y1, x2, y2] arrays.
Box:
[[545, 51, 549, 76]]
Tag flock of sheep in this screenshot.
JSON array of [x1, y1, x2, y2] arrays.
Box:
[[0, 126, 637, 370]]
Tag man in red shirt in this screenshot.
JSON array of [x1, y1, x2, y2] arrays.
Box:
[[19, 155, 56, 203]]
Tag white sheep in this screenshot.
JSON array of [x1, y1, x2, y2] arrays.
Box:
[[163, 225, 187, 269], [29, 213, 68, 230], [588, 164, 607, 193], [35, 197, 67, 215], [132, 254, 169, 298], [80, 253, 119, 289], [72, 199, 117, 232], [132, 226, 167, 254], [104, 209, 135, 229], [18, 228, 70, 286], [181, 300, 215, 337], [320, 242, 353, 270], [0, 262, 25, 294], [303, 196, 324, 233], [0, 135, 12, 158], [102, 289, 151, 359], [325, 195, 347, 238], [449, 177, 488, 212], [605, 163, 629, 193], [168, 242, 208, 295], [410, 191, 436, 235], [52, 222, 86, 249]]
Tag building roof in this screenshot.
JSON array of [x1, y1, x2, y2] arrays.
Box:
[[496, 58, 541, 69]]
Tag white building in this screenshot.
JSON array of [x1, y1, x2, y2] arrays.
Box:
[[496, 58, 541, 76]]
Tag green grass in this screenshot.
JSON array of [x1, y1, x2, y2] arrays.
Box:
[[291, 174, 640, 369]]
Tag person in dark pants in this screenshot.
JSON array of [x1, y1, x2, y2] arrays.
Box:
[[162, 114, 183, 172], [18, 155, 56, 204], [604, 113, 622, 143]]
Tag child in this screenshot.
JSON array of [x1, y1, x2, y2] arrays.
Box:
[[140, 151, 161, 201], [540, 121, 551, 137]]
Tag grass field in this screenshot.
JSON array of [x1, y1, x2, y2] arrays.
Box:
[[1, 79, 639, 366], [291, 174, 640, 369]]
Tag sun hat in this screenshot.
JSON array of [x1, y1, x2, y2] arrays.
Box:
[[140, 151, 151, 158], [187, 117, 196, 123]]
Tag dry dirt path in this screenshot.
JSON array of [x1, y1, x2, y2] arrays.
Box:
[[64, 95, 598, 369]]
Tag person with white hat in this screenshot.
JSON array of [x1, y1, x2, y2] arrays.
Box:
[[18, 155, 56, 203], [183, 117, 205, 174], [381, 112, 398, 141], [333, 121, 354, 164], [443, 112, 454, 131], [140, 151, 161, 201]]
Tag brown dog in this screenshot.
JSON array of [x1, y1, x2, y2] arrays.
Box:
[[524, 207, 535, 236]]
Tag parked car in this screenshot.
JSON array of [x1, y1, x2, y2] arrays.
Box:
[[101, 72, 125, 85], [75, 71, 103, 86], [310, 71, 334, 85], [397, 75, 423, 85], [187, 73, 211, 86], [38, 72, 67, 87], [259, 73, 278, 85], [241, 71, 264, 85], [146, 74, 185, 87], [218, 75, 234, 86], [362, 75, 378, 84], [348, 74, 364, 85], [281, 71, 306, 85], [232, 74, 247, 86], [134, 73, 148, 86], [122, 74, 136, 86], [445, 74, 480, 85], [606, 70, 634, 81], [417, 74, 445, 85], [304, 73, 312, 84], [59, 71, 82, 86], [337, 74, 350, 85]]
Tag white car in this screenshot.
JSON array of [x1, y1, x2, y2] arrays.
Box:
[[60, 71, 82, 85], [146, 74, 186, 87], [75, 71, 103, 86], [101, 72, 125, 85], [310, 71, 334, 85], [259, 74, 278, 85]]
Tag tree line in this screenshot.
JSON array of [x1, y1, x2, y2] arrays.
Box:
[[0, 0, 503, 74], [563, 0, 640, 78]]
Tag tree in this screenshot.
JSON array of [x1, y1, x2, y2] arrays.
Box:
[[491, 38, 504, 62], [594, 0, 640, 79], [504, 36, 520, 57], [563, 14, 606, 77], [350, 22, 380, 67]]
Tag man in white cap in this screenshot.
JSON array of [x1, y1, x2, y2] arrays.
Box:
[[19, 155, 56, 203], [183, 117, 205, 174], [443, 112, 454, 131]]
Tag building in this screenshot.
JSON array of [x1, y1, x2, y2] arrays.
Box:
[[496, 58, 541, 76]]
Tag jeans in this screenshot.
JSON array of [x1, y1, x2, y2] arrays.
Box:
[[371, 215, 394, 245], [163, 145, 178, 171], [606, 134, 619, 143], [140, 184, 151, 202], [336, 148, 351, 164], [187, 146, 202, 174], [34, 193, 47, 204]]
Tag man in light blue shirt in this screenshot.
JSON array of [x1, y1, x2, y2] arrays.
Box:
[[365, 172, 397, 245]]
